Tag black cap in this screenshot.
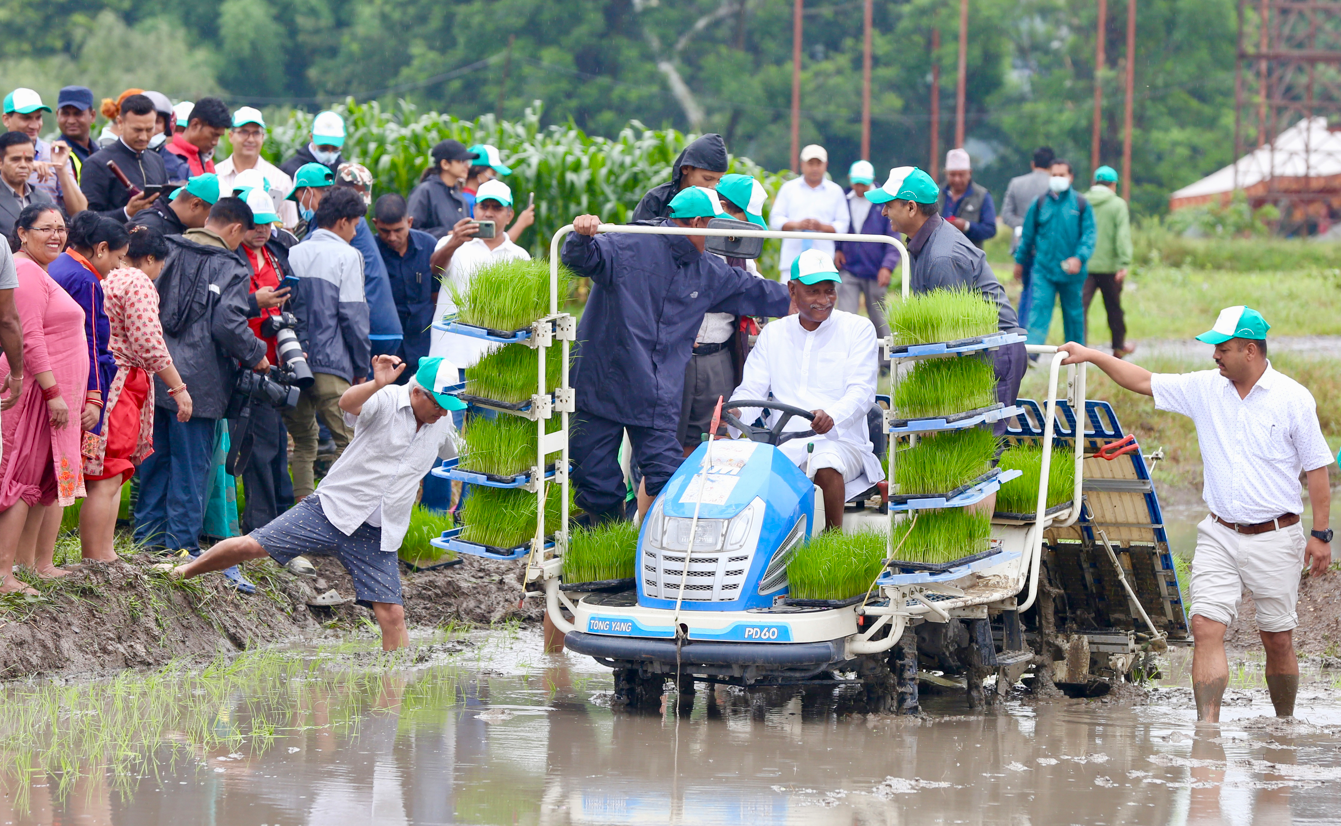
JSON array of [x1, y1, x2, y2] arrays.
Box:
[[431, 139, 479, 163]]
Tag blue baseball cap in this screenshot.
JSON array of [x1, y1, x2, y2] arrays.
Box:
[[56, 86, 93, 112]]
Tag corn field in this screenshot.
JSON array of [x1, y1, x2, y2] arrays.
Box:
[[262, 99, 789, 259]]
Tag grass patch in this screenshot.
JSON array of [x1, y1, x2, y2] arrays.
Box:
[[465, 342, 565, 404], [563, 520, 639, 583], [400, 506, 458, 567], [787, 529, 888, 601], [886, 286, 998, 346], [459, 410, 562, 476], [891, 508, 993, 565], [458, 484, 567, 549], [894, 427, 998, 494], [996, 444, 1076, 513], [448, 256, 574, 331], [893, 357, 997, 419]]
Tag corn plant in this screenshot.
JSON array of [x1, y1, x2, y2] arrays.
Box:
[[787, 529, 889, 601], [893, 357, 997, 420], [563, 520, 640, 583], [886, 287, 999, 346], [996, 444, 1077, 513], [895, 427, 998, 495]]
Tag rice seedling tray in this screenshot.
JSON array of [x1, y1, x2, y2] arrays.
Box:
[[560, 578, 635, 594], [440, 382, 552, 413], [992, 500, 1075, 523], [887, 332, 1027, 359], [888, 404, 1021, 434], [400, 555, 465, 573], [782, 593, 871, 608], [879, 547, 1022, 585], [887, 541, 1004, 574], [429, 527, 555, 561], [433, 316, 535, 344], [890, 468, 1002, 505], [431, 459, 562, 489], [889, 468, 1023, 512]]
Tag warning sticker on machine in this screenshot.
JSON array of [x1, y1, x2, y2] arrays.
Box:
[[677, 440, 759, 505], [678, 474, 739, 505]]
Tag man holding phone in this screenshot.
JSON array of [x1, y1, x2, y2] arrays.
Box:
[[131, 174, 219, 236], [80, 94, 169, 220]]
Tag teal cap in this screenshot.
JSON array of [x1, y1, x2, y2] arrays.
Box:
[[286, 163, 334, 200], [1195, 306, 1270, 344], [866, 167, 939, 205], [668, 186, 727, 220], [1094, 165, 1119, 183], [3, 88, 50, 115], [468, 144, 512, 176], [414, 357, 468, 411], [169, 174, 221, 205], [789, 249, 842, 285], [716, 174, 767, 228]]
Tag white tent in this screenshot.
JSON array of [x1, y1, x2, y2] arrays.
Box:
[[1170, 117, 1341, 210]]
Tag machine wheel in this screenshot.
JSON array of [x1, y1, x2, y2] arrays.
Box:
[[890, 629, 920, 715], [857, 655, 897, 714], [613, 668, 666, 709]]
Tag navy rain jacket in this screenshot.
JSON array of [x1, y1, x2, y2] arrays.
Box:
[[562, 220, 791, 431], [630, 134, 729, 222]]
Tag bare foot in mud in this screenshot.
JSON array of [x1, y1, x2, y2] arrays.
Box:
[[0, 576, 39, 596], [33, 564, 72, 579]]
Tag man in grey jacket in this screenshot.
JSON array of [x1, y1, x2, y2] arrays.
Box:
[[284, 187, 371, 500], [999, 146, 1055, 327], [870, 167, 1027, 433], [134, 197, 268, 557]]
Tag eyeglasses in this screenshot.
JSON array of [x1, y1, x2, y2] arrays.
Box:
[[28, 225, 67, 235]]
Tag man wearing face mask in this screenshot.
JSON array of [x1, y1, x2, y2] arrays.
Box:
[[286, 163, 334, 237], [1014, 160, 1096, 346], [562, 188, 791, 524], [280, 111, 347, 180]]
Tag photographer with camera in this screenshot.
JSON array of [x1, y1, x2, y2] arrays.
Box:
[[133, 197, 269, 592]]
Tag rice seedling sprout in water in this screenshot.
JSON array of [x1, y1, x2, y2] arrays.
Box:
[[459, 413, 562, 477], [564, 520, 640, 583], [893, 357, 997, 419], [448, 257, 574, 332], [895, 427, 998, 494], [996, 443, 1076, 513], [786, 529, 889, 601], [890, 508, 993, 564], [465, 342, 565, 404], [399, 506, 458, 567], [886, 286, 998, 346]]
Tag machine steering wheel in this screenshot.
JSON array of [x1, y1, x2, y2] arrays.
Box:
[[720, 400, 818, 447]]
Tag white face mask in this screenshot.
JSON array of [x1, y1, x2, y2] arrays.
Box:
[[148, 132, 167, 149], [309, 144, 339, 166], [1048, 175, 1071, 194]]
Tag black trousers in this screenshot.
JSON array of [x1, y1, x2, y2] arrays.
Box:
[[1083, 272, 1127, 351], [237, 403, 292, 533], [571, 411, 683, 518]]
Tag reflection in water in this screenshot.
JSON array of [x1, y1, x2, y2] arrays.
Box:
[[0, 630, 1338, 825]]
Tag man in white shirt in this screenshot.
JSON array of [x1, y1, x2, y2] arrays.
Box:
[[215, 107, 299, 230], [1059, 306, 1333, 723], [428, 179, 531, 377], [167, 355, 465, 651], [730, 250, 882, 530], [768, 144, 849, 282]]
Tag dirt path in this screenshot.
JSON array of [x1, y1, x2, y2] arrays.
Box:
[[1093, 335, 1341, 361]]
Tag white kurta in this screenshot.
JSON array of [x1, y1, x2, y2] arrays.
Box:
[[729, 310, 883, 499]]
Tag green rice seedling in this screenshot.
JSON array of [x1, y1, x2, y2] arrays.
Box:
[[563, 520, 640, 583], [891, 508, 993, 564], [886, 286, 998, 346], [787, 529, 889, 601], [465, 342, 565, 403], [895, 427, 998, 494], [459, 413, 562, 476], [893, 357, 997, 419], [459, 483, 568, 549], [995, 443, 1077, 513], [399, 506, 458, 567], [448, 257, 574, 331]]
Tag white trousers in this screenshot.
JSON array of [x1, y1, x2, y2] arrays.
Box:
[[1189, 515, 1306, 633]]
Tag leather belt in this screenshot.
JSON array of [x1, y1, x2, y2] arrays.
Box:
[[692, 341, 729, 356], [1212, 512, 1300, 535]]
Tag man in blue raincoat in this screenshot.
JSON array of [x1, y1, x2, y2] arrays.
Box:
[[1014, 159, 1096, 346], [562, 187, 791, 523]]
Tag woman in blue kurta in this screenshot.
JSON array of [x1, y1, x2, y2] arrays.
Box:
[[47, 212, 128, 438]]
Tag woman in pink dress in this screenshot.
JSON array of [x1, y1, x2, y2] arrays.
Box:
[[0, 205, 88, 590], [81, 226, 193, 561]]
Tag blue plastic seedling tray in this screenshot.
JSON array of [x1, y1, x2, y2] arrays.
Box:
[[439, 381, 550, 414], [888, 404, 1022, 434], [430, 526, 554, 562], [879, 548, 1023, 586], [888, 469, 1022, 512], [431, 457, 561, 489], [888, 332, 1026, 359], [432, 316, 533, 344]]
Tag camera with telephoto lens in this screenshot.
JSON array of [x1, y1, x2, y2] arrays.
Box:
[[259, 311, 314, 389], [226, 366, 300, 419]]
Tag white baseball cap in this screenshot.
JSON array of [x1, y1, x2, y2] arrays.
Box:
[[243, 188, 280, 225], [173, 101, 194, 128], [945, 148, 971, 171], [799, 144, 828, 163], [3, 88, 49, 115], [312, 111, 346, 147], [849, 160, 875, 185], [475, 178, 514, 207], [232, 106, 266, 129], [231, 168, 272, 196]]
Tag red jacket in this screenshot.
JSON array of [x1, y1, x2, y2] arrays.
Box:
[[168, 133, 215, 176]]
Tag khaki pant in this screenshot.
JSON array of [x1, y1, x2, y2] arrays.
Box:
[[282, 372, 354, 499]]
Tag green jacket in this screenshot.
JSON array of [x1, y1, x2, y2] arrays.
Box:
[[1085, 185, 1132, 273]]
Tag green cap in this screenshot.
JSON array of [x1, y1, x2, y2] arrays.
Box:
[[169, 174, 221, 205], [286, 163, 334, 200], [668, 186, 727, 220], [789, 249, 842, 285], [866, 167, 939, 205], [3, 88, 50, 115], [468, 144, 512, 176], [715, 174, 767, 228], [1094, 165, 1119, 183], [413, 357, 468, 412], [1195, 306, 1270, 344]]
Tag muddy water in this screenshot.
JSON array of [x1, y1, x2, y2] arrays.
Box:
[[3, 630, 1340, 825]]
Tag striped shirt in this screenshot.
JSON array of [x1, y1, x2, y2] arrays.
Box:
[[1151, 363, 1333, 523]]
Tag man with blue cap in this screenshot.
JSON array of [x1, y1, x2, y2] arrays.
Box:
[[835, 159, 900, 341], [729, 249, 883, 531], [54, 86, 96, 172], [1059, 307, 1333, 724], [563, 186, 790, 523], [165, 354, 465, 652]]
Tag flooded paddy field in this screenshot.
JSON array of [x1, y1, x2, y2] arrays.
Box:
[[1, 627, 1339, 825]]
